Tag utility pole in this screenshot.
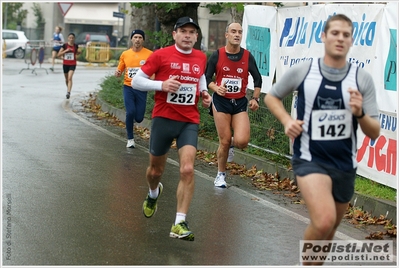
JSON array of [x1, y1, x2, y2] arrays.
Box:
[[122, 2, 126, 37], [117, 3, 121, 47], [3, 3, 8, 29]]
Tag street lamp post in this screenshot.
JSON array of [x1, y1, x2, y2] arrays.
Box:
[[3, 3, 8, 29]]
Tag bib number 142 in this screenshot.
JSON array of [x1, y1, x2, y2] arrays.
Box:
[[311, 110, 352, 140], [318, 124, 346, 138]]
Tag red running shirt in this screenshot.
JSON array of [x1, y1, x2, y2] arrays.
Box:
[[215, 46, 249, 99], [62, 43, 79, 66], [140, 45, 207, 124]]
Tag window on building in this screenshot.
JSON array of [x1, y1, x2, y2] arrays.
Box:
[[208, 20, 228, 51]]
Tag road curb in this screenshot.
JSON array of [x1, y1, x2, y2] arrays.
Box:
[[95, 94, 396, 224]]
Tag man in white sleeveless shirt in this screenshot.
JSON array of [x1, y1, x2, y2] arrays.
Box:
[[265, 14, 380, 265]]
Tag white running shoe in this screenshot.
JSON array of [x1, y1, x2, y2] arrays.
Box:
[[227, 146, 234, 163], [126, 139, 135, 148], [214, 173, 227, 188]]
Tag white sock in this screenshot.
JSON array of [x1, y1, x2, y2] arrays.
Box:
[[217, 171, 226, 177], [149, 186, 159, 199], [175, 213, 186, 225]]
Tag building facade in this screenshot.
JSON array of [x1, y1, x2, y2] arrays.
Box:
[[17, 2, 305, 53]]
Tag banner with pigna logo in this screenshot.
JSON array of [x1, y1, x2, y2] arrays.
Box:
[[243, 3, 397, 189], [356, 2, 397, 189]]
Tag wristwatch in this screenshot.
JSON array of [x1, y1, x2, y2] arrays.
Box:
[[355, 109, 365, 119], [251, 96, 260, 104]]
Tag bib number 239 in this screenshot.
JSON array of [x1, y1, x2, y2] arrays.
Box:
[[167, 84, 196, 105], [221, 78, 242, 94]]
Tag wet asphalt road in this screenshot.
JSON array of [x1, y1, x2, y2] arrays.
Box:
[[2, 58, 396, 266]]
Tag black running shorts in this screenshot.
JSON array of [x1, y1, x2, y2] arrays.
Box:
[[63, 65, 76, 73], [291, 157, 356, 203], [211, 93, 248, 115], [149, 117, 199, 156]]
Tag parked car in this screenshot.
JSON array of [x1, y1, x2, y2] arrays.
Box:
[[118, 35, 129, 47], [75, 32, 110, 46], [2, 29, 30, 59]]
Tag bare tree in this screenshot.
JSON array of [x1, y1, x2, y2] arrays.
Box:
[[129, 5, 157, 49], [130, 3, 201, 49], [230, 5, 244, 24]]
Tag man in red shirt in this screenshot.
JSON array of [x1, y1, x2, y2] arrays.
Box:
[[132, 17, 211, 241], [205, 23, 262, 188]]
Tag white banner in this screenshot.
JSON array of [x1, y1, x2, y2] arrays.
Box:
[[241, 5, 277, 93], [276, 5, 326, 79], [277, 4, 385, 78], [244, 4, 397, 188], [356, 2, 398, 189]]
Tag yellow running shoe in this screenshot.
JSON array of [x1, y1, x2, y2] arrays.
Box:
[[170, 220, 194, 241], [142, 182, 163, 218]]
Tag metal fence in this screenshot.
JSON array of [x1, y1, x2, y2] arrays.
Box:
[[143, 90, 293, 158], [19, 40, 48, 75], [77, 46, 125, 66], [21, 27, 127, 65], [247, 92, 293, 157]]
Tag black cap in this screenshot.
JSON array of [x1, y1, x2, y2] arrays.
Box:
[[174, 17, 200, 31], [131, 29, 145, 40]]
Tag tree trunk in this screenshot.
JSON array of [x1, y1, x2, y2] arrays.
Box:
[[230, 7, 243, 24], [129, 5, 157, 50], [155, 3, 201, 49]]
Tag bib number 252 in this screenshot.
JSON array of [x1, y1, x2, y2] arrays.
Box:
[[169, 93, 194, 104], [166, 83, 196, 105]]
